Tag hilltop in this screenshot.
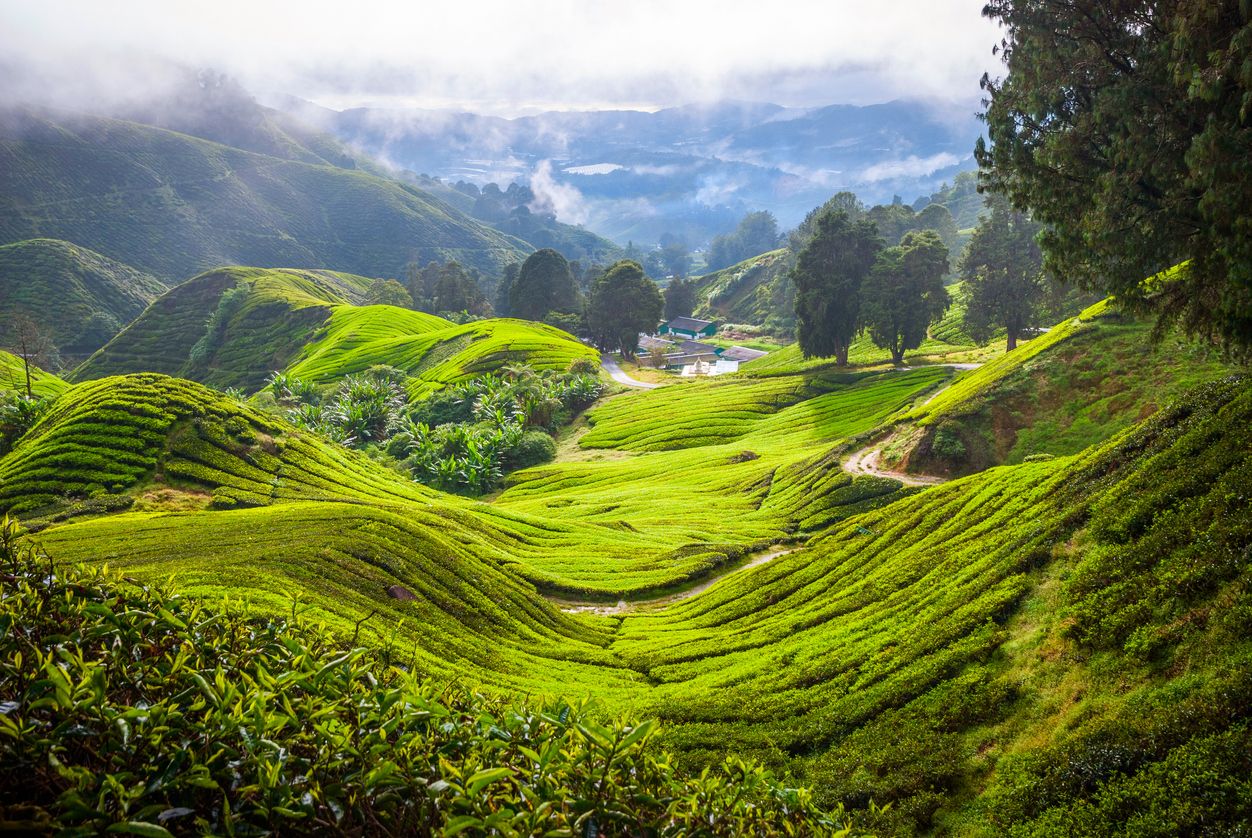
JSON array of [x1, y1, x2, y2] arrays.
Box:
[[75, 266, 596, 393], [0, 238, 167, 357], [0, 105, 530, 279]]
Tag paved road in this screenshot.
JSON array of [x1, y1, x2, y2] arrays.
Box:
[[601, 354, 661, 389]]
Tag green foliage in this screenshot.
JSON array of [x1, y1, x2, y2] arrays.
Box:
[[0, 107, 528, 280], [791, 210, 882, 364], [585, 260, 664, 358], [663, 276, 698, 321], [978, 0, 1252, 353], [0, 524, 855, 836], [404, 261, 492, 318], [860, 230, 951, 364], [959, 193, 1045, 349], [0, 239, 166, 357], [364, 278, 415, 308], [0, 349, 69, 399], [706, 211, 782, 271], [510, 249, 579, 322], [0, 392, 53, 457], [692, 249, 795, 336]]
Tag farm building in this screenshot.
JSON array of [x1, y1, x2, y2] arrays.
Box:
[[658, 316, 716, 340]]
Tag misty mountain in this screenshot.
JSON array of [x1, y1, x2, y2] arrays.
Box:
[[0, 104, 530, 282], [278, 97, 981, 246]]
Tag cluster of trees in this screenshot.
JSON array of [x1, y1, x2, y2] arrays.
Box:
[[789, 193, 961, 262], [706, 211, 782, 271], [401, 261, 492, 319], [792, 211, 951, 365], [979, 0, 1252, 355], [495, 248, 665, 358], [271, 361, 603, 495]]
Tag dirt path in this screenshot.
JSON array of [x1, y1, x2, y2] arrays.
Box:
[[551, 546, 796, 615], [601, 354, 661, 389], [842, 362, 984, 486]]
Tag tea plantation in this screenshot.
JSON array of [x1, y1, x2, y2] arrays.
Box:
[[1, 290, 1249, 835]]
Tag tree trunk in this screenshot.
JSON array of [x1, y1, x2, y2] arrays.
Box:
[[836, 345, 849, 366], [1006, 329, 1018, 351], [20, 334, 31, 398]]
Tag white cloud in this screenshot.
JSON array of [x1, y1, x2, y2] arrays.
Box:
[[859, 152, 965, 183], [0, 0, 1001, 113], [528, 160, 589, 224]]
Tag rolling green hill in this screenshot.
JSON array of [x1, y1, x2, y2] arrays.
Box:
[[6, 363, 1248, 834], [692, 248, 793, 330], [880, 300, 1238, 475], [0, 106, 530, 280], [75, 266, 598, 394], [0, 349, 69, 397], [74, 267, 378, 391], [0, 238, 167, 356]]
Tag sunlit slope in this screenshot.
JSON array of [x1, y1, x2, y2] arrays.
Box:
[[496, 368, 949, 592], [692, 248, 792, 326], [608, 375, 1252, 831], [889, 299, 1237, 475], [15, 370, 1250, 833], [287, 314, 597, 395], [0, 350, 69, 398], [0, 238, 167, 356], [74, 267, 377, 390], [0, 105, 530, 278]]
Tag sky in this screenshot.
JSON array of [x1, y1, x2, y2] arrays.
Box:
[[0, 0, 1001, 116]]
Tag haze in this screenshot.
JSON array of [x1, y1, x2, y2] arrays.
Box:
[[0, 0, 1000, 115]]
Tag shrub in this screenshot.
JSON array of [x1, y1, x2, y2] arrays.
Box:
[[930, 421, 967, 460], [568, 357, 600, 375], [506, 429, 557, 470]]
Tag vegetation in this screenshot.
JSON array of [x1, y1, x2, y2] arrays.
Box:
[[0, 238, 167, 358], [706, 211, 782, 272], [792, 210, 882, 364], [861, 231, 951, 364], [979, 0, 1252, 353], [663, 276, 698, 321], [585, 260, 664, 359], [404, 260, 493, 319], [959, 194, 1044, 350], [0, 350, 68, 399], [509, 249, 579, 322], [0, 522, 855, 836], [0, 106, 529, 280]]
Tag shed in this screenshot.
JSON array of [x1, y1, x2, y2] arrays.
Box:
[[718, 346, 768, 363], [658, 316, 717, 340]]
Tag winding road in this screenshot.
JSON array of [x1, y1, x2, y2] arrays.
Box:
[[601, 354, 661, 389]]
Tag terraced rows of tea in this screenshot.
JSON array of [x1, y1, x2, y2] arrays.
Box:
[[3, 291, 1249, 833]]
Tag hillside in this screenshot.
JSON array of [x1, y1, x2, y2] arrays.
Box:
[[0, 349, 69, 398], [74, 267, 377, 391], [3, 363, 1248, 833], [0, 238, 167, 357], [880, 301, 1237, 475], [75, 266, 598, 394], [692, 248, 794, 330], [0, 105, 530, 280]]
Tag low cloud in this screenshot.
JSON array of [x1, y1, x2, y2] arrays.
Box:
[[528, 160, 589, 225], [859, 152, 964, 183]]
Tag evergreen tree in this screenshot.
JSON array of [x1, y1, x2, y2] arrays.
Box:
[[586, 260, 663, 358], [861, 231, 951, 365], [663, 277, 698, 321], [510, 249, 578, 322], [790, 210, 882, 365], [496, 263, 520, 316], [979, 0, 1252, 353], [960, 194, 1044, 351], [363, 278, 415, 309]]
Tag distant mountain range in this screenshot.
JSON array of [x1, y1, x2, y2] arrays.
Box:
[[277, 96, 982, 246]]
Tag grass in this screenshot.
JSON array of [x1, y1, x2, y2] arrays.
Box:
[[3, 291, 1249, 833], [0, 238, 167, 357], [0, 106, 529, 280], [692, 248, 793, 328], [0, 349, 69, 398]]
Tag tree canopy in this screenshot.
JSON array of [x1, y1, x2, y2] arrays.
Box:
[[979, 0, 1252, 353], [790, 210, 882, 365], [959, 193, 1044, 350], [405, 261, 491, 317], [364, 279, 415, 309], [510, 249, 579, 322], [663, 277, 698, 321], [707, 211, 781, 271], [586, 260, 663, 358], [861, 231, 951, 365]]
